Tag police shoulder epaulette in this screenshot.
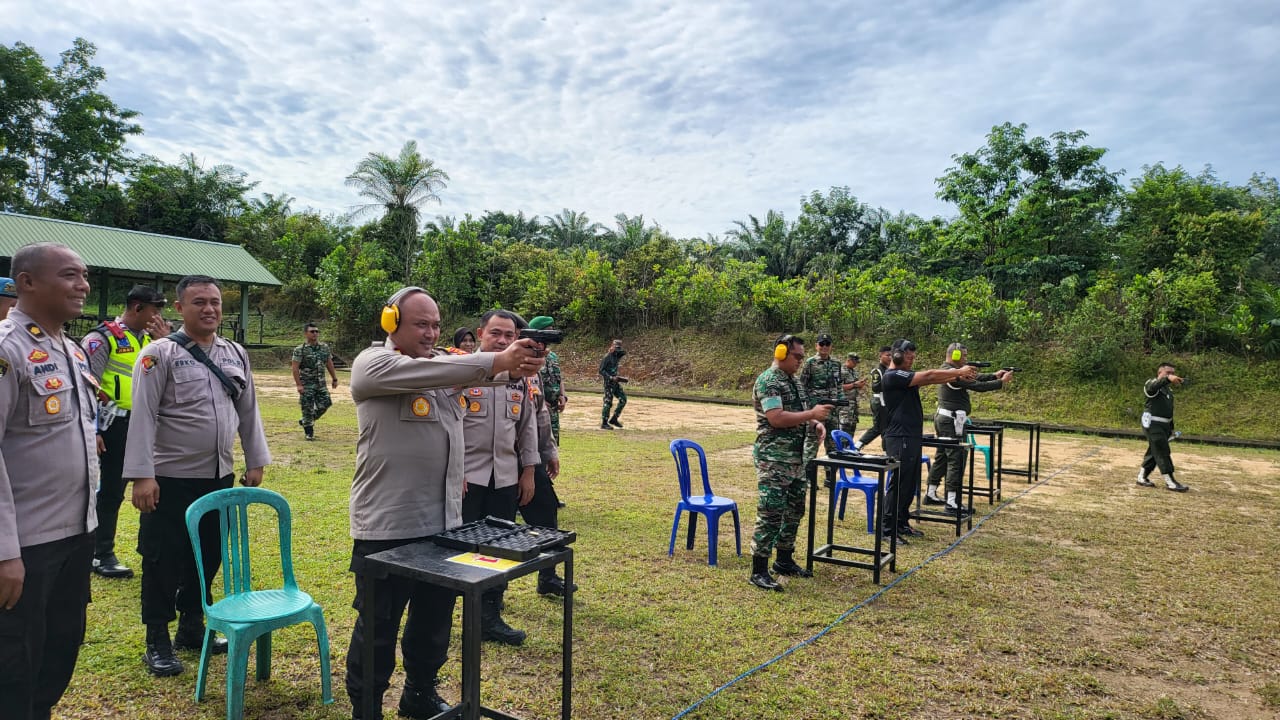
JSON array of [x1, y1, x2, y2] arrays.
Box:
[[100, 320, 127, 340]]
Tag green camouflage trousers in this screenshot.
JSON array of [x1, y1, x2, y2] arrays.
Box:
[[926, 415, 969, 495], [750, 460, 807, 557], [602, 381, 627, 423], [549, 409, 561, 445], [803, 414, 839, 461], [838, 405, 858, 438], [299, 381, 332, 428]]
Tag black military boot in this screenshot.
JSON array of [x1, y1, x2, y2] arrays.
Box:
[[771, 550, 813, 578], [304, 424, 315, 440], [749, 555, 782, 591], [174, 613, 228, 655], [481, 593, 526, 646], [1163, 474, 1189, 492], [92, 553, 134, 579], [143, 624, 184, 676], [397, 677, 452, 719], [536, 570, 577, 597], [600, 421, 613, 430], [608, 415, 623, 428]]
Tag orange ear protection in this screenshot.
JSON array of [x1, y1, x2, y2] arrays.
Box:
[[381, 286, 427, 334], [774, 334, 793, 361]]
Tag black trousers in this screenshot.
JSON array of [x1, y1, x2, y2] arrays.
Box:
[[1142, 422, 1176, 477], [857, 398, 884, 448], [883, 434, 923, 530], [94, 415, 130, 561], [345, 538, 456, 717], [0, 533, 93, 720], [516, 463, 559, 528], [137, 474, 233, 626], [463, 477, 519, 599]]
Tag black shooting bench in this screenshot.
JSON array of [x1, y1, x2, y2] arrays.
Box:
[[805, 455, 900, 584], [354, 542, 573, 720]]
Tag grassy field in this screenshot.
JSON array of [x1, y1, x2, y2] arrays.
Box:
[[58, 370, 1280, 720]]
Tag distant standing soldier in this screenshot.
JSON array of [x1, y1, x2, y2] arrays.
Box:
[[81, 284, 171, 580], [599, 339, 627, 430], [749, 334, 831, 591], [855, 345, 892, 452], [291, 322, 338, 440], [838, 352, 865, 437], [799, 333, 844, 457], [540, 343, 566, 445], [1137, 362, 1189, 492]]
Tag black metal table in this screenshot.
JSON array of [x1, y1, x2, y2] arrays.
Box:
[[805, 455, 899, 584], [916, 436, 975, 536], [965, 423, 1004, 503], [354, 542, 573, 720], [991, 419, 1041, 483]]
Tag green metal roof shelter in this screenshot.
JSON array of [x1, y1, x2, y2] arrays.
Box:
[[0, 212, 281, 343]]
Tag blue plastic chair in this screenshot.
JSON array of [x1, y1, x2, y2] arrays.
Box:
[[829, 430, 878, 532], [185, 487, 333, 720], [669, 439, 741, 566]]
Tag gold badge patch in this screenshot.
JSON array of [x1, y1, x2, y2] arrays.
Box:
[[45, 396, 60, 414], [469, 401, 481, 412], [27, 349, 49, 363], [510, 404, 521, 415], [411, 397, 431, 417]]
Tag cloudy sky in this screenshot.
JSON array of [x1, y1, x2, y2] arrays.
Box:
[[9, 0, 1279, 237]]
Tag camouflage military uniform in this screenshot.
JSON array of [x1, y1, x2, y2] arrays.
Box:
[[839, 364, 860, 436], [540, 350, 564, 445], [750, 366, 810, 558], [292, 341, 333, 429], [799, 354, 844, 457]]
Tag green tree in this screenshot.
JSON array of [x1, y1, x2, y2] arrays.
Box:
[[543, 208, 602, 250], [125, 154, 255, 241], [727, 210, 809, 278], [345, 140, 449, 283], [0, 38, 140, 213], [935, 122, 1121, 297]]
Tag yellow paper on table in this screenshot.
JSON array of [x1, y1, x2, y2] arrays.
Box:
[[447, 552, 521, 571]]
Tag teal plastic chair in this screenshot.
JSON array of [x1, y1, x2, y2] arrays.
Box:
[[965, 428, 994, 483], [184, 487, 333, 720]]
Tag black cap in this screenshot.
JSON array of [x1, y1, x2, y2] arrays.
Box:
[[126, 285, 167, 307], [817, 333, 832, 345]]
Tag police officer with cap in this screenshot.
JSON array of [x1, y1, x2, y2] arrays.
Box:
[[0, 276, 17, 320], [81, 285, 170, 579]]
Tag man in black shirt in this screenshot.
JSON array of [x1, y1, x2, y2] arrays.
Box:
[[1138, 362, 1189, 492], [879, 339, 976, 542]]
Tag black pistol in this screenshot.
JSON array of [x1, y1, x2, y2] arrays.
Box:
[[1001, 366, 1022, 373], [519, 327, 563, 345]]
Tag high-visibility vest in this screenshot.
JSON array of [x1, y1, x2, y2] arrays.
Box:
[[97, 321, 150, 411]]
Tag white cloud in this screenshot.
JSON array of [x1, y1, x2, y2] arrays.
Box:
[[9, 0, 1280, 236]]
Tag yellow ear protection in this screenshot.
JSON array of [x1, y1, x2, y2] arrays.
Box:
[[951, 348, 963, 363], [380, 286, 427, 334], [774, 334, 793, 361]]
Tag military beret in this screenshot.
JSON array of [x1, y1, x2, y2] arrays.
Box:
[[847, 352, 860, 361], [528, 315, 555, 330], [0, 277, 15, 298]]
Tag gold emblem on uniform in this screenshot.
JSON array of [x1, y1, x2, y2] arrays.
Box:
[[44, 396, 60, 414], [458, 396, 467, 408], [27, 349, 49, 363], [26, 323, 42, 337], [469, 401, 481, 412], [509, 391, 521, 401], [411, 397, 431, 417], [510, 404, 520, 415], [468, 387, 483, 396]]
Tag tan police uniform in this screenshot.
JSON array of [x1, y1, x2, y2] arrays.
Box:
[[344, 338, 509, 713], [0, 308, 99, 714], [123, 334, 270, 630], [462, 380, 540, 496]]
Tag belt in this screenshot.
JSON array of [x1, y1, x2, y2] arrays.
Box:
[[112, 408, 130, 418], [872, 393, 883, 402], [1148, 415, 1171, 423], [936, 407, 956, 418]]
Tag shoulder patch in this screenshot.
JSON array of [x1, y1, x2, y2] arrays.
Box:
[[0, 357, 9, 379], [26, 323, 42, 337]]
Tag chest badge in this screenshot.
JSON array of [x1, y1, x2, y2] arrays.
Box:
[[44, 377, 64, 390], [411, 397, 431, 417], [45, 396, 60, 414], [28, 349, 49, 363], [469, 401, 482, 412]]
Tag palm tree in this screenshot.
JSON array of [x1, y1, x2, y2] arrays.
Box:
[[543, 208, 603, 250], [345, 141, 449, 282]]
